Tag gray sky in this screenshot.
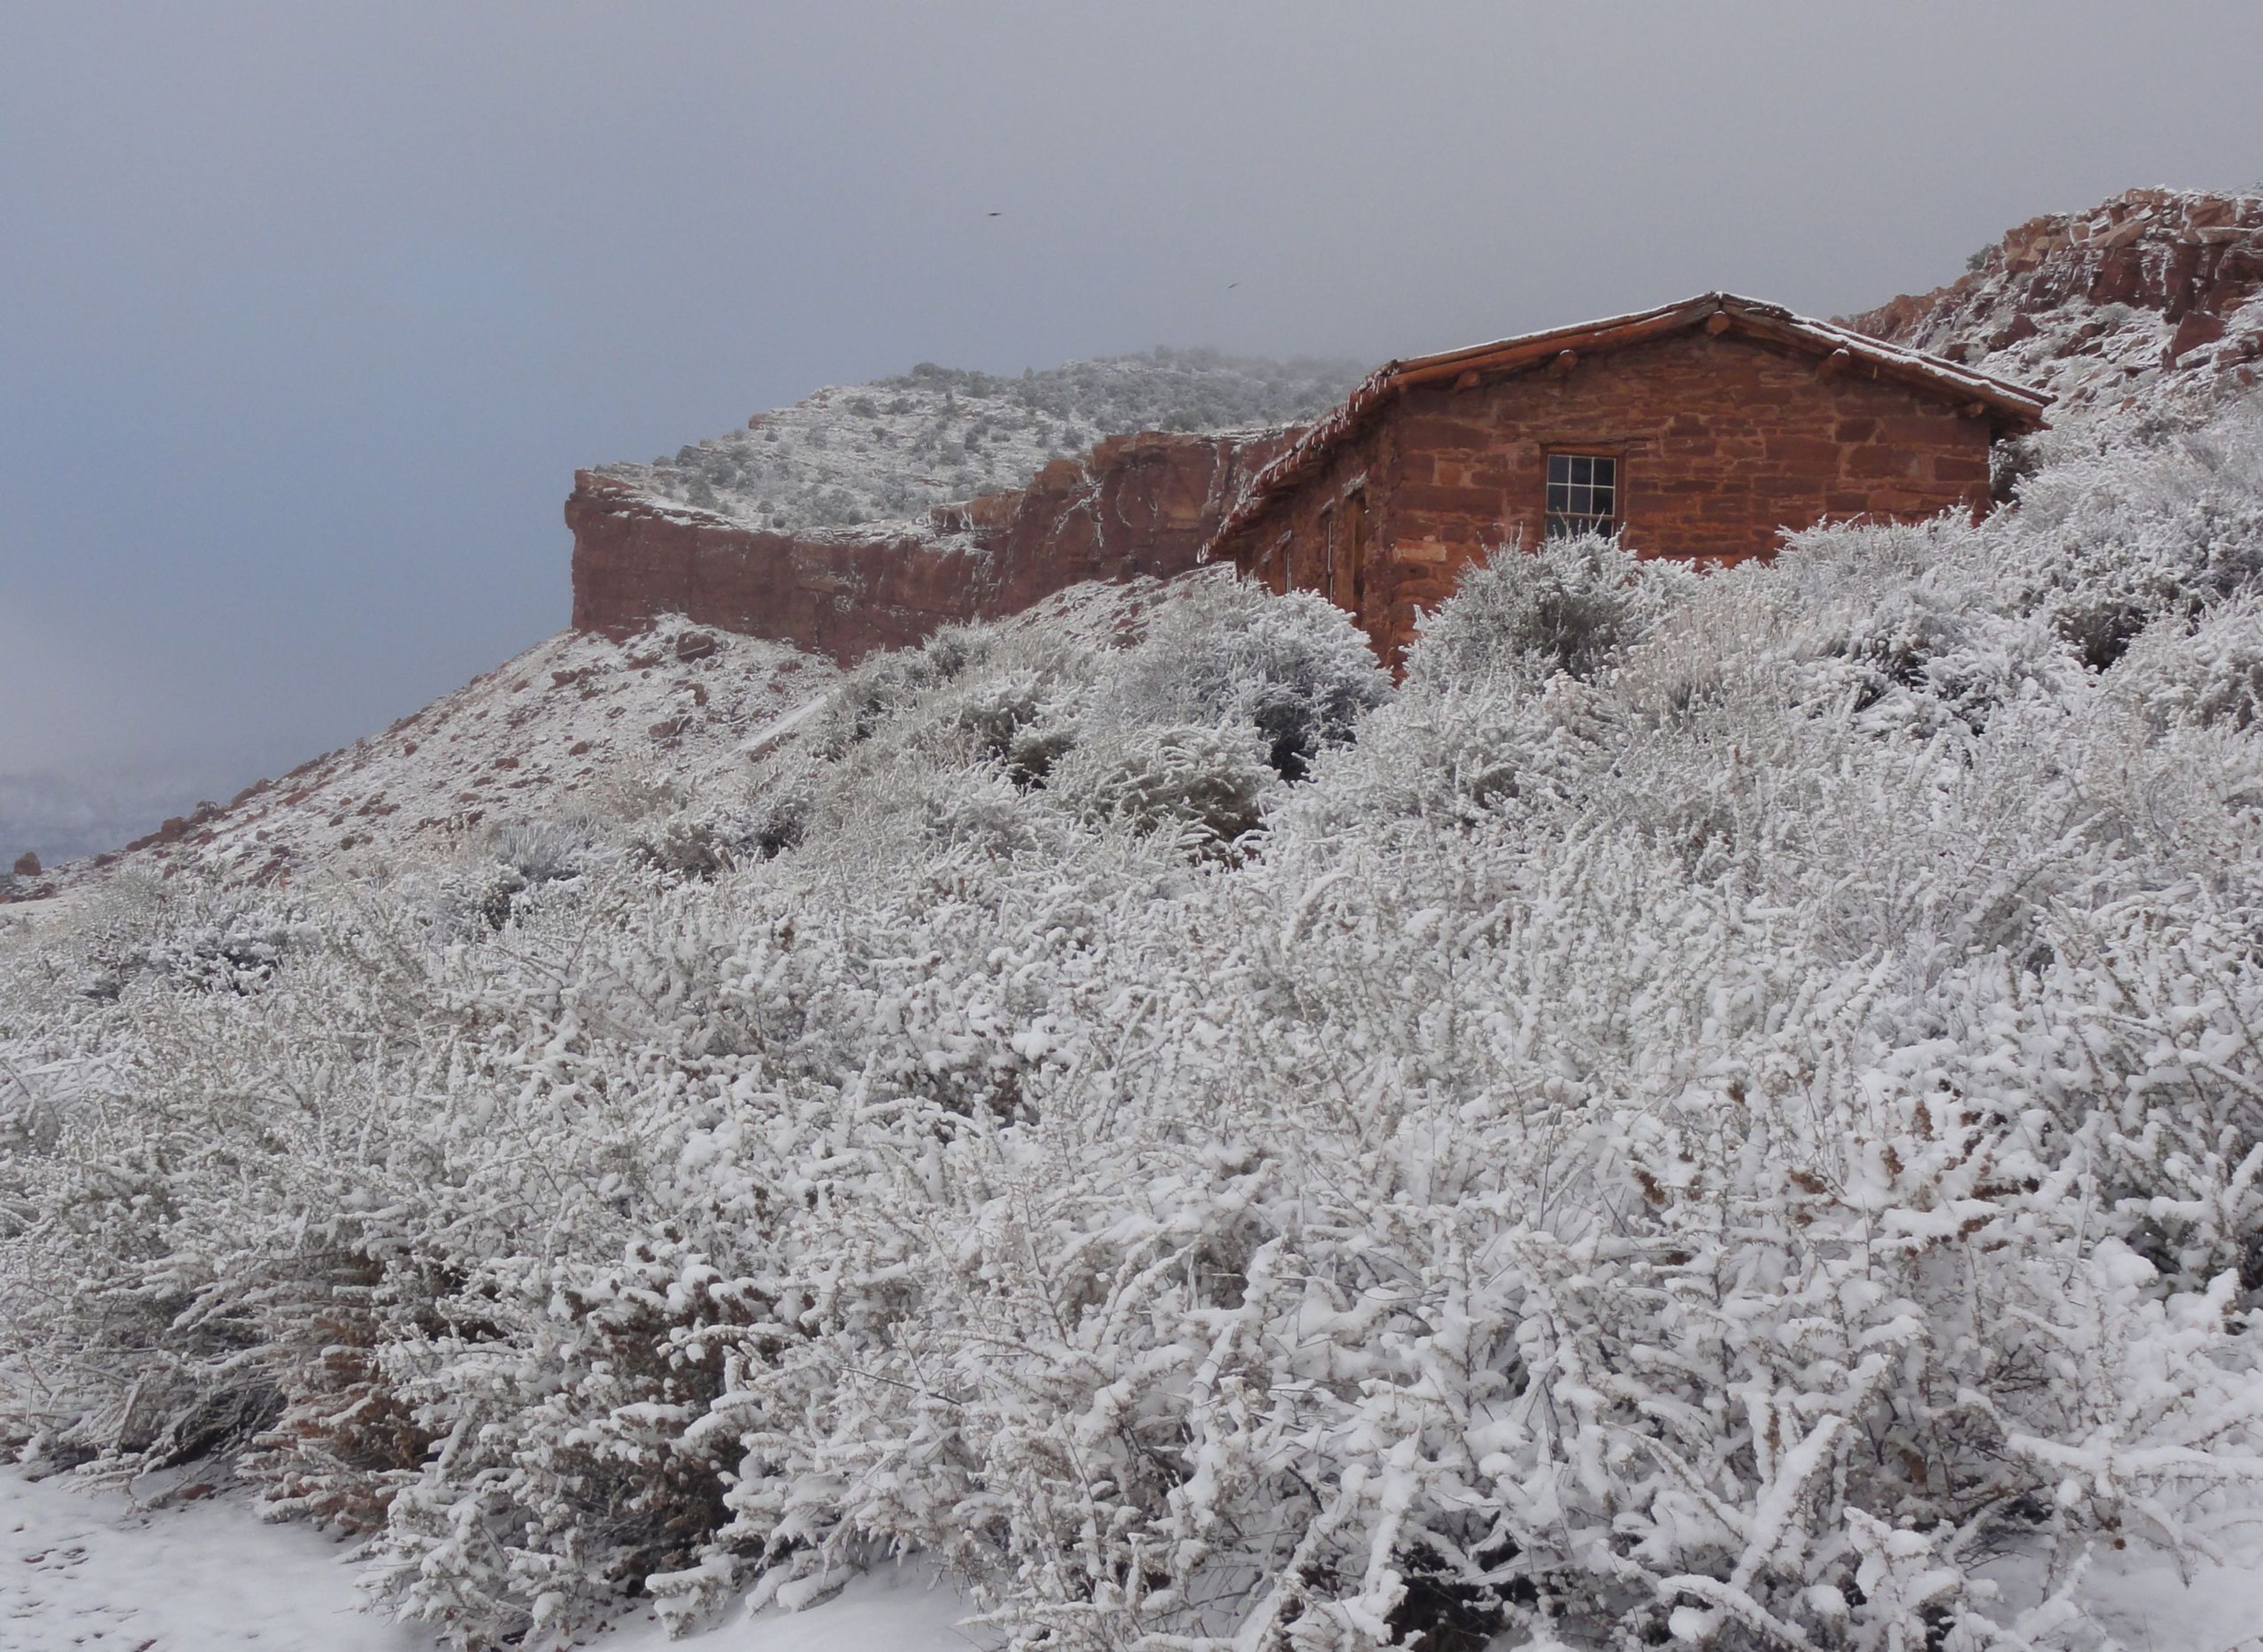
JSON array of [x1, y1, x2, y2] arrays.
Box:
[[4, 1, 2259, 851]]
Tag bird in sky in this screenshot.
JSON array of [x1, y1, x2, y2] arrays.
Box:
[[987, 211, 1003, 217], [1227, 282, 1239, 289]]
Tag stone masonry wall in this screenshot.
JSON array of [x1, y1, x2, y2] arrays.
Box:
[[570, 428, 1292, 662], [1224, 331, 1998, 662]]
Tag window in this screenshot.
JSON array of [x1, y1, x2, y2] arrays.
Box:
[[1546, 452, 1619, 538]]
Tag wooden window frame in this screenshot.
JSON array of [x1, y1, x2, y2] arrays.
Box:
[[1543, 447, 1625, 540]]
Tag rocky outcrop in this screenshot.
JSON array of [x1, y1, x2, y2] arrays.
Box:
[[1845, 187, 2263, 411], [568, 484, 981, 660], [570, 428, 1294, 660]]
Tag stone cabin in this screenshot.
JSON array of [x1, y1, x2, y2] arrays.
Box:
[[1203, 292, 2050, 662]]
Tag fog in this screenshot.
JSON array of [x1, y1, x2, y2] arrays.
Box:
[[4, 0, 2258, 861]]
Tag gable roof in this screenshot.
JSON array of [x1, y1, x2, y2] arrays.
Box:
[[1203, 292, 2053, 555]]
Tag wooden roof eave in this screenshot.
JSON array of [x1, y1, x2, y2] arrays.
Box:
[[1725, 309, 2050, 432], [1406, 303, 2048, 429], [1384, 297, 1720, 388]]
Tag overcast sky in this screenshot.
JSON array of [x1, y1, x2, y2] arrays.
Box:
[[4, 1, 2260, 853]]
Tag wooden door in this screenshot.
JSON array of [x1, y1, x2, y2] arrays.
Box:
[[1339, 488, 1368, 618]]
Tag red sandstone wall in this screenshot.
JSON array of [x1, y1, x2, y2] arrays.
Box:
[[568, 478, 992, 660], [1226, 332, 1998, 661], [569, 428, 1292, 660]]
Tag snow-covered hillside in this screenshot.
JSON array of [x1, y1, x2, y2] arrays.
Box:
[[3, 618, 832, 911], [6, 391, 2263, 1648], [0, 769, 238, 878], [4, 355, 1361, 880], [601, 349, 1366, 532]]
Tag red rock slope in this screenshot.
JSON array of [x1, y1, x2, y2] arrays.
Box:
[[1845, 187, 2263, 413]]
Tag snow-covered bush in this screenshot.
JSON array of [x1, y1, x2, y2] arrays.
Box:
[[1753, 518, 2079, 735], [1403, 530, 1698, 688], [439, 816, 615, 925], [5, 398, 2263, 1649], [1048, 722, 1277, 851], [46, 873, 312, 999], [2005, 402, 2263, 666], [2109, 593, 2263, 731], [1101, 574, 1393, 776], [814, 624, 996, 756]]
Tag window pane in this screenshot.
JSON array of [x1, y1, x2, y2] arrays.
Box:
[[1547, 454, 1620, 537]]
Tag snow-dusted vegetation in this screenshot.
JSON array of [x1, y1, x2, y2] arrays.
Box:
[[603, 349, 1368, 532], [5, 402, 2263, 1650]]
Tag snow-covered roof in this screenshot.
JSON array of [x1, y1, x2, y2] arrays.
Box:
[[1205, 292, 2053, 554]]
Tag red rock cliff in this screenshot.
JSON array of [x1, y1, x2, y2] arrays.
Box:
[[1844, 187, 2263, 408], [570, 428, 1293, 659]]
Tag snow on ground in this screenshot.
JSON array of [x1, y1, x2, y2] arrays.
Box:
[[1975, 1517, 2263, 1652], [7, 617, 833, 903], [2076, 1545, 2263, 1652], [0, 1471, 983, 1652], [611, 1568, 985, 1652], [1, 1469, 425, 1651], [8, 1466, 2263, 1651]]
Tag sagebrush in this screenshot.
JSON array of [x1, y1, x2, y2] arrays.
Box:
[[4, 407, 2263, 1650]]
